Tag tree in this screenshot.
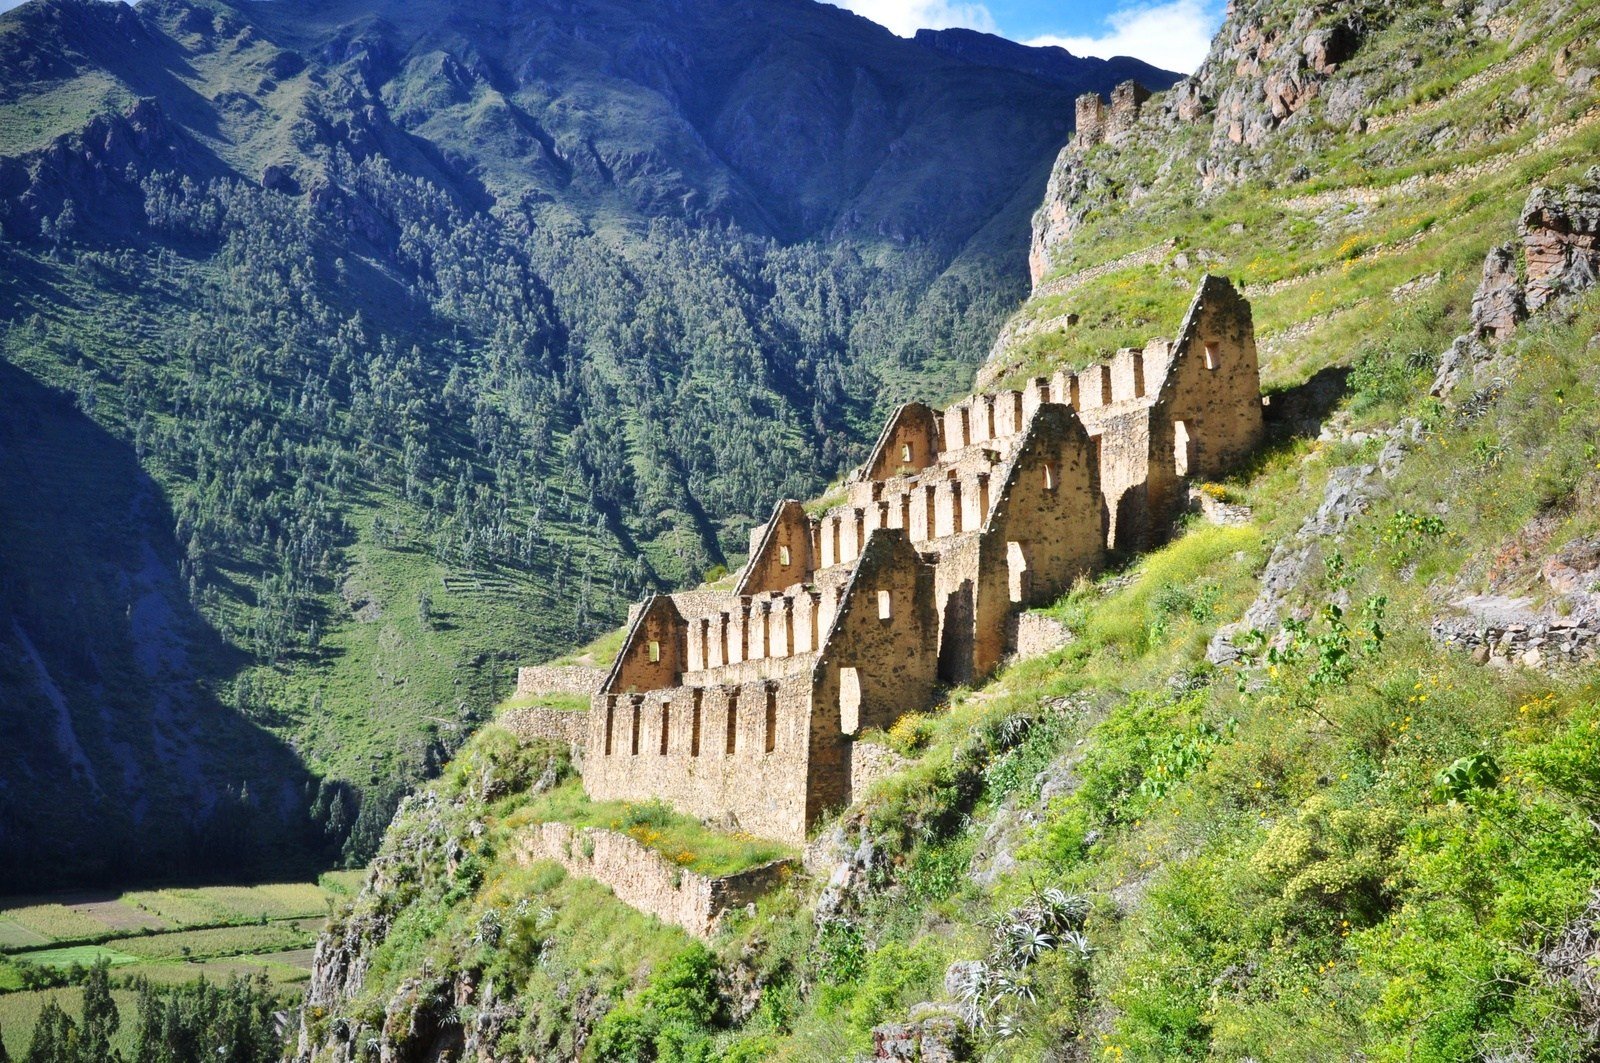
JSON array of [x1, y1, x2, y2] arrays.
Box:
[[79, 960, 119, 1062], [24, 999, 77, 1063]]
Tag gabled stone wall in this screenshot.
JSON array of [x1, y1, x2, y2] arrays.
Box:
[[582, 528, 940, 844]]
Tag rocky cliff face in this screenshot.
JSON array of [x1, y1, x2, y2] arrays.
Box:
[[1022, 0, 1396, 292], [999, 0, 1586, 380], [296, 742, 569, 1063]]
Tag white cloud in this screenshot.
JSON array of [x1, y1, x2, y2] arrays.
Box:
[[830, 0, 999, 38], [1028, 0, 1220, 74]]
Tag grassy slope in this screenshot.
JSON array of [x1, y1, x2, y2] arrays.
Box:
[[296, 0, 1600, 1059]]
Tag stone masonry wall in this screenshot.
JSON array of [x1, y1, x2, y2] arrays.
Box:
[[1156, 275, 1265, 479], [736, 499, 815, 596], [1013, 612, 1073, 659], [515, 821, 793, 938], [515, 665, 605, 698], [860, 402, 941, 482], [808, 529, 940, 822], [498, 706, 589, 748], [583, 672, 816, 843], [1107, 80, 1151, 142], [981, 404, 1104, 637], [566, 276, 1261, 853], [606, 595, 687, 694], [1075, 92, 1108, 147]]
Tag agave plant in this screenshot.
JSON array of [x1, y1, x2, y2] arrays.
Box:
[[1058, 929, 1095, 962], [996, 920, 1055, 967], [997, 713, 1034, 748], [949, 960, 994, 1028], [991, 968, 1037, 1006], [1036, 887, 1090, 932]]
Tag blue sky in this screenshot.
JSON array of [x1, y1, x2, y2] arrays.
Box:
[[833, 0, 1224, 71]]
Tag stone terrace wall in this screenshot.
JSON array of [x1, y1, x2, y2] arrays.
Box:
[[515, 822, 793, 938], [1013, 612, 1073, 659], [849, 740, 909, 799], [515, 665, 605, 698], [499, 706, 589, 748]]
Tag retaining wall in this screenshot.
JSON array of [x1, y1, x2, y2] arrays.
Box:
[[515, 822, 793, 938]]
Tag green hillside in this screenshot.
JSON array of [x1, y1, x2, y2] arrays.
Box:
[[287, 0, 1600, 1059], [0, 0, 1175, 888]]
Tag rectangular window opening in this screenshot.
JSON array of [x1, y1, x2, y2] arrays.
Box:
[[877, 589, 892, 620], [839, 667, 861, 735], [778, 544, 791, 566], [725, 693, 739, 755], [659, 702, 670, 755], [604, 699, 615, 756], [630, 702, 641, 756], [1174, 419, 1194, 478], [764, 686, 777, 754], [1204, 342, 1220, 370], [900, 442, 913, 463], [647, 639, 661, 663], [1043, 463, 1058, 491], [690, 691, 702, 757]]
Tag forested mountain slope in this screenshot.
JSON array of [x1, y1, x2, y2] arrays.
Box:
[[0, 0, 1175, 887], [291, 0, 1600, 1059]]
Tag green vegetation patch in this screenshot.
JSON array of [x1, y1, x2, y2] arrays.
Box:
[[0, 921, 48, 949], [508, 780, 793, 878], [120, 883, 329, 927], [18, 945, 142, 970], [497, 691, 591, 713], [106, 923, 314, 964]]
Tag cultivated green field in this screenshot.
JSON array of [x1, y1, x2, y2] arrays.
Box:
[[0, 872, 363, 1056]]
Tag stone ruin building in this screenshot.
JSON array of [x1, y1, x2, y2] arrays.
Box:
[[575, 275, 1264, 845], [1075, 79, 1154, 147]]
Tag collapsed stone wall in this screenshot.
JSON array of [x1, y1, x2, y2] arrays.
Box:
[[515, 822, 793, 938], [1073, 79, 1152, 149]]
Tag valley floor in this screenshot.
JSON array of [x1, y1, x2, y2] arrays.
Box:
[[0, 874, 362, 1057]]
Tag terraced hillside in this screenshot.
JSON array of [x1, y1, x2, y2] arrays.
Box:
[[288, 0, 1600, 1060]]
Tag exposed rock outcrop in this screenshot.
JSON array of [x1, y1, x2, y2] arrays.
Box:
[[1522, 166, 1600, 312], [1021, 0, 1388, 292], [1471, 241, 1526, 340], [1466, 168, 1600, 345], [0, 96, 187, 239], [872, 1012, 970, 1061]]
